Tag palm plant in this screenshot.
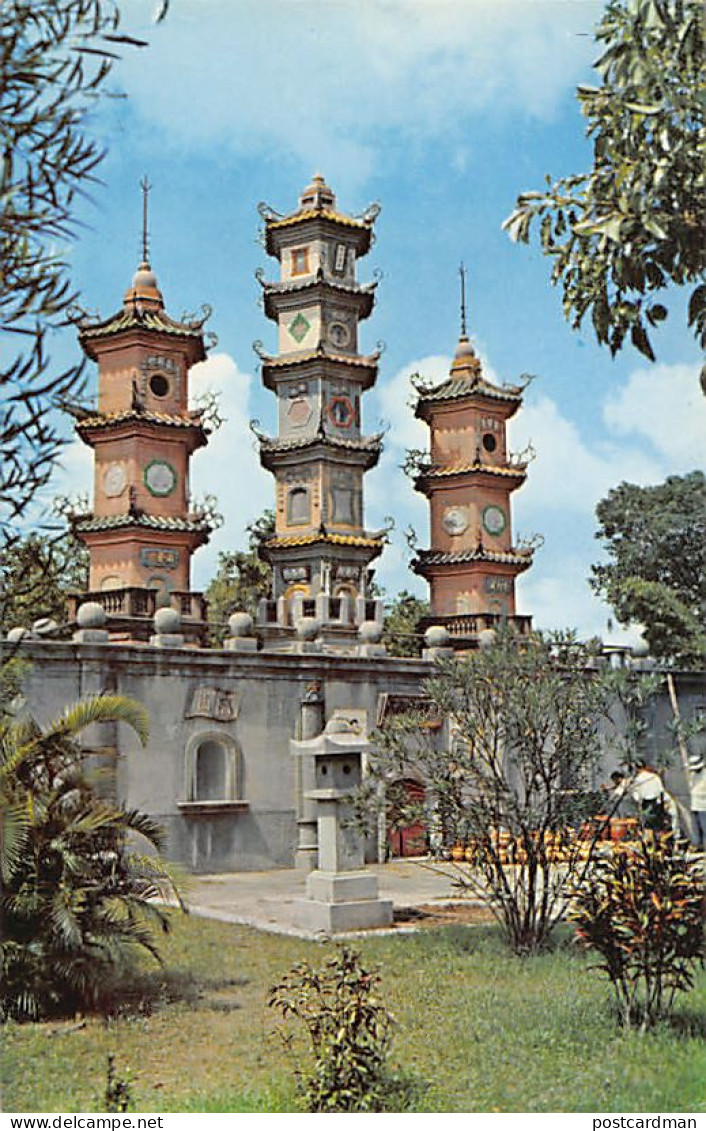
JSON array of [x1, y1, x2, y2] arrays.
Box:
[[1, 693, 179, 1020]]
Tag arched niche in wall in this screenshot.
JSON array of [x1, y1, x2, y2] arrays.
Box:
[[287, 485, 310, 526], [179, 730, 248, 815]]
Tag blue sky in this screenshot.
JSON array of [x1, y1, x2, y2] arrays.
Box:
[[49, 0, 704, 641]]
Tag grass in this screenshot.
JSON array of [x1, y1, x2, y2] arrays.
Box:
[[2, 916, 705, 1113]]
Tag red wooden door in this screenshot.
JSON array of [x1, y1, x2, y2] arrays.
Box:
[[388, 779, 427, 858]]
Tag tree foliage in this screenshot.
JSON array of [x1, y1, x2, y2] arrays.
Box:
[[570, 831, 704, 1029], [1, 1, 149, 527], [590, 472, 706, 665], [382, 590, 429, 657], [204, 510, 274, 642], [504, 0, 705, 362], [354, 629, 658, 953], [0, 528, 89, 633], [0, 693, 179, 1021]]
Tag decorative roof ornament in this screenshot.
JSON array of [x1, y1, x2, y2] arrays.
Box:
[[178, 303, 213, 329], [257, 201, 284, 222], [459, 261, 468, 338], [140, 174, 152, 264], [299, 173, 336, 211]]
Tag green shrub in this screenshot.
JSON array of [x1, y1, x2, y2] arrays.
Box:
[[268, 946, 423, 1112], [104, 1054, 133, 1113], [569, 833, 704, 1030], [1, 694, 179, 1021]]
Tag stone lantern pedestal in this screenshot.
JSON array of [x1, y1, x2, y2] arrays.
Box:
[[292, 719, 393, 933]]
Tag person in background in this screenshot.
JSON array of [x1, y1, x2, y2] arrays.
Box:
[[609, 763, 679, 836]]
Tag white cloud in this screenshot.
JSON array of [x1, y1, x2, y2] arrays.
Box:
[[119, 0, 600, 186], [518, 553, 643, 647], [602, 362, 705, 468], [366, 348, 700, 635], [42, 342, 699, 642], [188, 353, 271, 587], [512, 394, 663, 518], [51, 435, 94, 504]]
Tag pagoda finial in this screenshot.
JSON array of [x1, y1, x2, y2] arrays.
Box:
[[459, 261, 467, 337], [140, 175, 152, 264]]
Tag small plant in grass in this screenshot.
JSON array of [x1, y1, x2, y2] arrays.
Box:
[[104, 1054, 133, 1113], [268, 946, 421, 1112], [569, 832, 705, 1031]]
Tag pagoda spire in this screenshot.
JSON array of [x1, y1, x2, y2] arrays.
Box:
[[410, 273, 536, 649], [68, 191, 214, 641], [140, 174, 152, 264], [254, 175, 386, 645]]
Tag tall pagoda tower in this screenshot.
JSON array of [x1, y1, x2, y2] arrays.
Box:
[[69, 185, 213, 639], [411, 281, 535, 647], [255, 175, 386, 639]]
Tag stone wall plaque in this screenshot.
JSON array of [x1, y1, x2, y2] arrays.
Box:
[[185, 685, 238, 722], [484, 576, 513, 594], [140, 547, 180, 571]]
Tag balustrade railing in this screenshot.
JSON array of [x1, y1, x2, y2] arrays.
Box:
[[68, 587, 207, 622]]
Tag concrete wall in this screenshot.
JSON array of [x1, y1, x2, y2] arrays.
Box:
[[7, 639, 705, 871], [9, 639, 428, 873]]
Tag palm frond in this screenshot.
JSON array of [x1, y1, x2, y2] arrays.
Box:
[[45, 694, 150, 747], [0, 798, 31, 882]]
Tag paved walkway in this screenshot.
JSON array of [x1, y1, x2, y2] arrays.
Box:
[[183, 858, 468, 938]]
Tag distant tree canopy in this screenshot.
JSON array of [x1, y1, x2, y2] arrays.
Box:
[[590, 472, 706, 665], [382, 590, 429, 657], [204, 510, 275, 641], [504, 0, 705, 364], [1, 2, 151, 528], [0, 529, 89, 633]]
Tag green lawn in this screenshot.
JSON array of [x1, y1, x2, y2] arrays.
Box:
[[3, 915, 705, 1113]]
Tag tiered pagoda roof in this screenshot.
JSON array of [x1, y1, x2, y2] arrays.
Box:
[[412, 545, 534, 572], [74, 407, 209, 449], [414, 457, 528, 496], [263, 530, 385, 551], [72, 511, 211, 541], [77, 260, 211, 362], [258, 269, 377, 321], [260, 174, 379, 257], [258, 430, 383, 472], [414, 336, 525, 419]]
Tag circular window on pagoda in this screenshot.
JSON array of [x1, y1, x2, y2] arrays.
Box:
[[149, 372, 170, 398], [328, 321, 350, 348], [482, 504, 507, 537], [327, 395, 354, 429], [482, 433, 497, 453]]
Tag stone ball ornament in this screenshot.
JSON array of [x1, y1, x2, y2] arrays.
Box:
[[6, 626, 33, 642], [478, 627, 498, 651], [153, 606, 182, 635], [358, 620, 383, 644], [33, 617, 59, 635], [76, 602, 107, 630], [228, 611, 254, 637], [324, 716, 357, 735], [631, 637, 650, 659], [424, 624, 450, 649], [295, 616, 321, 641]]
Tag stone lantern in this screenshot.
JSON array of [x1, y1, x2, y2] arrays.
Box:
[[292, 717, 392, 932]]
